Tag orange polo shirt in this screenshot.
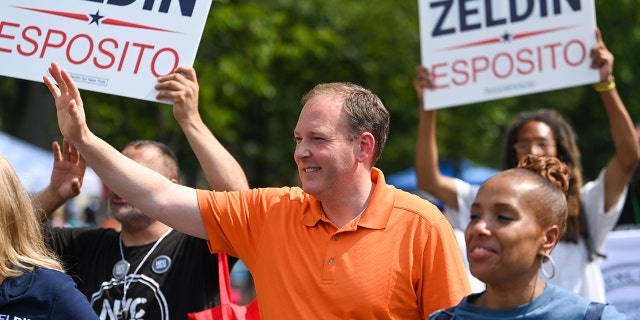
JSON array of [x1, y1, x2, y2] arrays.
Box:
[[197, 168, 470, 319]]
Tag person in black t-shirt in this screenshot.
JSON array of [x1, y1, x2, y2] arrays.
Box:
[[34, 67, 249, 319]]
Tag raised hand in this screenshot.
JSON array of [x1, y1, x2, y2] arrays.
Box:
[[49, 138, 87, 200], [155, 66, 250, 191], [590, 28, 614, 82], [33, 138, 88, 218], [43, 62, 88, 143], [155, 66, 200, 125], [414, 66, 435, 108]]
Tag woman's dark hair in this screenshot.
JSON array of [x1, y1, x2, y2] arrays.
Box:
[[502, 109, 583, 243]]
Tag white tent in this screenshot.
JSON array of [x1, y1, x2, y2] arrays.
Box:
[[0, 131, 103, 197]]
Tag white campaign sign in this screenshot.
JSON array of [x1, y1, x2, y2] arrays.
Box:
[[0, 0, 212, 103], [418, 0, 599, 110], [601, 229, 640, 318]]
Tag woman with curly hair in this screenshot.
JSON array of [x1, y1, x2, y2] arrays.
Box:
[[429, 155, 625, 319]]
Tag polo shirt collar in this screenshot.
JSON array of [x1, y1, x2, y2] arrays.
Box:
[[302, 167, 394, 230]]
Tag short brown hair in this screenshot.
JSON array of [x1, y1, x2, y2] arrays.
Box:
[[302, 83, 390, 166]]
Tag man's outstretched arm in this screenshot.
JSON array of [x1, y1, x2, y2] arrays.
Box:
[[44, 62, 207, 239]]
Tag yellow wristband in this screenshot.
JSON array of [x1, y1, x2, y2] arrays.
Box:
[[593, 75, 616, 92]]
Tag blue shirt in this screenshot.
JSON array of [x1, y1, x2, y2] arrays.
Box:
[[429, 284, 626, 319], [0, 266, 97, 319]]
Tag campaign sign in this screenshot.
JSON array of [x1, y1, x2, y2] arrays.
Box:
[[0, 0, 212, 103], [601, 229, 640, 318], [418, 0, 599, 110]]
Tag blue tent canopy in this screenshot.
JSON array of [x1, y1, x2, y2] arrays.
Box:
[[386, 158, 499, 193], [0, 131, 103, 196]]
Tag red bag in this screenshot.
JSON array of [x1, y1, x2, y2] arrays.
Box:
[[187, 252, 260, 320]]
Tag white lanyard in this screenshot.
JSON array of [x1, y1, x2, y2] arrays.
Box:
[[117, 228, 173, 319]]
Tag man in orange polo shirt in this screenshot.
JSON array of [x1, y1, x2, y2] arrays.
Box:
[[46, 61, 471, 319]]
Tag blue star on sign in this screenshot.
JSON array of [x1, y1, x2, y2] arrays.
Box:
[[89, 10, 105, 26], [501, 31, 512, 43]]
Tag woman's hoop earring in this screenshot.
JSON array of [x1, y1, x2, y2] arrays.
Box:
[[540, 253, 556, 279]]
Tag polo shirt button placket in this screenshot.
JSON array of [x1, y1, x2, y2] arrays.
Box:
[[328, 258, 335, 265]]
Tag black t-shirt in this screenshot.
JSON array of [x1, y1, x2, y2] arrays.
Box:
[[44, 226, 237, 320]]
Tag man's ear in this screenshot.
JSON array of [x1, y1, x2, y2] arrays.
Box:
[[356, 132, 375, 163], [170, 178, 179, 184]]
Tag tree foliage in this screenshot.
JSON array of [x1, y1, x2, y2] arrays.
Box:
[[1, 0, 638, 189]]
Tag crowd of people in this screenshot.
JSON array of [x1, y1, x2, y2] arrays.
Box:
[[39, 66, 248, 319], [414, 28, 639, 305], [0, 27, 637, 320]]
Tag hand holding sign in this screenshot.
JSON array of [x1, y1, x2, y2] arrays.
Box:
[[590, 28, 614, 83], [155, 66, 200, 124]]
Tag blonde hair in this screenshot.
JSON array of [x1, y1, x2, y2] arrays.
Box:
[[0, 154, 63, 278]]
